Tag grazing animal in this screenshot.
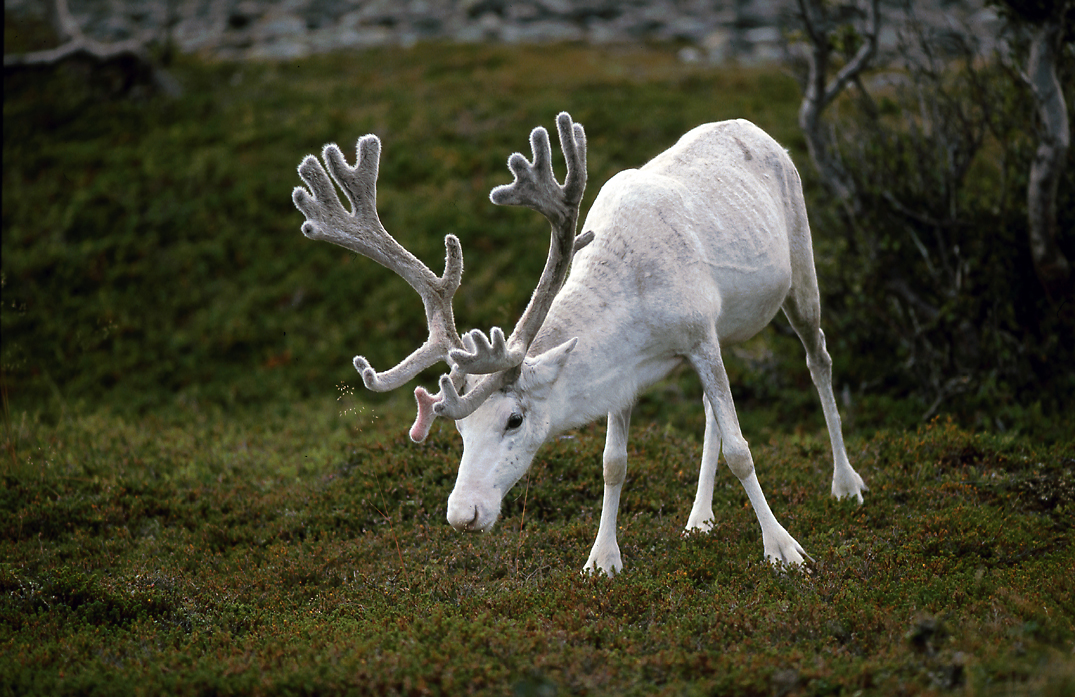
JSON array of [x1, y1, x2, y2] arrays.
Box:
[[293, 112, 866, 576]]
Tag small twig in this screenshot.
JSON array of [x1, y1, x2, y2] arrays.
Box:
[[514, 472, 531, 580], [372, 471, 410, 587], [1, 367, 18, 472], [881, 191, 968, 230], [921, 375, 971, 422]]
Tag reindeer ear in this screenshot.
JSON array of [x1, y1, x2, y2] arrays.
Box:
[[521, 337, 577, 394]]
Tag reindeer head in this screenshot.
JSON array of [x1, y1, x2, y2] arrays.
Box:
[[445, 335, 579, 531], [293, 113, 589, 533]]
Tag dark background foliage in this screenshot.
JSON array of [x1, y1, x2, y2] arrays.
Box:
[[816, 53, 1074, 422], [790, 0, 1075, 430]]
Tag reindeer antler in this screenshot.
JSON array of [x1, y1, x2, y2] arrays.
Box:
[[434, 112, 588, 419], [293, 136, 465, 393], [293, 114, 587, 440]]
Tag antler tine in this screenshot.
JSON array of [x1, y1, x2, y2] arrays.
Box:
[[449, 112, 588, 379], [488, 111, 587, 222], [432, 368, 516, 421], [293, 136, 464, 393]]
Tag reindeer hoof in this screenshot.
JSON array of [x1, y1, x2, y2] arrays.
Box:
[[683, 512, 715, 535], [832, 467, 867, 504], [583, 545, 622, 577], [763, 525, 813, 567]]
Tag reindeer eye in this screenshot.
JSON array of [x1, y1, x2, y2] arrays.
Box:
[[506, 412, 524, 431]]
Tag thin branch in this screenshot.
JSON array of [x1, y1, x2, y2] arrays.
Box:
[[821, 0, 880, 108], [796, 0, 881, 206], [1023, 19, 1072, 297], [4, 0, 181, 97]]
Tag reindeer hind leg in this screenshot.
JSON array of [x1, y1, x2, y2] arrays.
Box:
[[781, 278, 866, 503], [688, 336, 808, 566]]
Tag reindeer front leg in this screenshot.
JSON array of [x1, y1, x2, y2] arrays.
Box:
[[685, 396, 721, 533], [584, 406, 632, 576]]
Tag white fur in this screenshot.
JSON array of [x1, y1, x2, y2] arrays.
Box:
[[446, 119, 866, 575]]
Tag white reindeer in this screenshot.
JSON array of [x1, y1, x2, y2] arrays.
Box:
[[293, 112, 866, 576]]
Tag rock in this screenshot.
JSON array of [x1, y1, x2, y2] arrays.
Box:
[[6, 0, 995, 64], [248, 38, 309, 60], [702, 28, 732, 63]]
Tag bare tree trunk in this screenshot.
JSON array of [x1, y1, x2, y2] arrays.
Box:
[[1025, 20, 1072, 298], [45, 0, 81, 41], [795, 0, 880, 211]]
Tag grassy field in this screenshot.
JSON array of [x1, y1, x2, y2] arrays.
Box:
[[1, 402, 1072, 695], [3, 32, 1074, 696]]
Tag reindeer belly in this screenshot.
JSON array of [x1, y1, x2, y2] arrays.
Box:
[[710, 261, 792, 345]]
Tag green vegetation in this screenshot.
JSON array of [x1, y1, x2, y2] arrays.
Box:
[[3, 32, 1073, 696], [2, 405, 1072, 695], [2, 40, 804, 419]]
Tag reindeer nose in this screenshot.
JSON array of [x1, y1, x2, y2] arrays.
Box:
[[447, 487, 502, 532], [461, 507, 480, 532], [447, 502, 481, 532]]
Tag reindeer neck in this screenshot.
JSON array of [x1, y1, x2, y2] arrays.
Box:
[[527, 273, 677, 435]]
